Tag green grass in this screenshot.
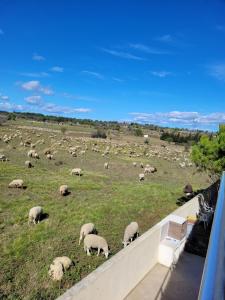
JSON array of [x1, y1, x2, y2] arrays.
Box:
[[0, 120, 209, 299]]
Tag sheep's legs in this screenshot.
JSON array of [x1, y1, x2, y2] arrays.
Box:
[[87, 248, 91, 256], [97, 248, 100, 256]]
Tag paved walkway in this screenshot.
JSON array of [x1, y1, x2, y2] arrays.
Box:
[[125, 252, 205, 300]]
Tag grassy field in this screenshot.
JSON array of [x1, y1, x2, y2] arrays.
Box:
[[0, 119, 209, 299]]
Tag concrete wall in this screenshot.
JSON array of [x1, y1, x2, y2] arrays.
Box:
[[57, 196, 200, 300]]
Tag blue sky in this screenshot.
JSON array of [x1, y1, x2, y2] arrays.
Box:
[[0, 0, 225, 131]]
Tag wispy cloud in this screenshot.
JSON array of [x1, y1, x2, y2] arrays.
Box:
[[82, 70, 104, 80], [19, 72, 49, 78], [101, 48, 145, 60], [0, 101, 25, 111], [25, 95, 42, 105], [155, 34, 173, 43], [112, 77, 124, 83], [129, 111, 225, 128], [207, 63, 225, 81], [216, 25, 225, 32], [21, 80, 54, 95], [150, 71, 172, 78], [0, 94, 9, 101], [0, 29, 4, 35], [50, 66, 64, 72], [129, 43, 169, 55], [32, 53, 45, 61], [42, 103, 91, 114]]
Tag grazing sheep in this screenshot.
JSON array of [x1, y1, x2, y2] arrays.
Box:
[[144, 166, 157, 174], [46, 154, 53, 160], [123, 222, 139, 247], [8, 179, 24, 188], [59, 185, 69, 196], [104, 162, 109, 169], [34, 152, 40, 159], [71, 168, 82, 176], [0, 154, 8, 162], [139, 173, 145, 181], [27, 149, 36, 157], [49, 261, 64, 281], [49, 256, 73, 281], [53, 256, 73, 270], [28, 206, 43, 224], [84, 234, 109, 259], [79, 223, 95, 245], [25, 160, 33, 168], [133, 162, 137, 167], [140, 162, 144, 168]]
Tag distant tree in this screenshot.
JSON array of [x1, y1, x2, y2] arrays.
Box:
[[191, 124, 225, 182]]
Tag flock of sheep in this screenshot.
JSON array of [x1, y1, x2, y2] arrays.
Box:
[[1, 125, 193, 283]]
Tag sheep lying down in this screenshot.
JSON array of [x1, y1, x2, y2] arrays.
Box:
[[84, 234, 109, 259]]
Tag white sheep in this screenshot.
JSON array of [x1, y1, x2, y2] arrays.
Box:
[[48, 261, 64, 281], [25, 160, 33, 168], [123, 222, 139, 247], [8, 179, 24, 188], [133, 162, 137, 167], [104, 162, 109, 169], [139, 173, 145, 181], [84, 234, 109, 258], [59, 185, 69, 196], [53, 256, 73, 270], [79, 223, 95, 245], [71, 168, 82, 176], [46, 154, 53, 160], [28, 206, 43, 224]]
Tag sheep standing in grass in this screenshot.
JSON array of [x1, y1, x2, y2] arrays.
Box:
[[59, 185, 69, 196], [8, 179, 24, 188], [133, 162, 137, 167], [25, 160, 33, 168], [46, 154, 53, 160], [79, 223, 95, 245], [139, 173, 145, 181], [104, 162, 109, 169], [71, 168, 82, 176], [140, 162, 144, 168], [28, 206, 43, 224], [123, 222, 139, 247], [84, 234, 109, 258]]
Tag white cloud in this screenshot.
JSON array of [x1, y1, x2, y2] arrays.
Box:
[[0, 94, 9, 101], [0, 29, 4, 35], [21, 80, 54, 95], [50, 66, 64, 72], [32, 53, 45, 61], [25, 95, 42, 105], [129, 43, 169, 55], [101, 48, 145, 60], [155, 34, 173, 43], [129, 111, 225, 128], [82, 70, 104, 80], [43, 103, 91, 114], [0, 101, 25, 111], [112, 77, 124, 83], [150, 71, 172, 78], [20, 72, 49, 78], [208, 63, 225, 81]]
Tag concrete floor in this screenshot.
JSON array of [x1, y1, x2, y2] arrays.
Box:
[[125, 252, 205, 300]]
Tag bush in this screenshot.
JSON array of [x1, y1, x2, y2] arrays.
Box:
[[91, 129, 107, 139], [134, 128, 143, 137]]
